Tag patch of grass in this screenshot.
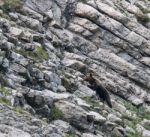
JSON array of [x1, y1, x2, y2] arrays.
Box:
[[137, 4, 150, 14], [124, 117, 141, 128], [0, 87, 10, 96], [1, 13, 11, 20], [0, 97, 10, 105], [13, 107, 25, 114], [0, 0, 23, 13], [140, 111, 150, 120], [35, 47, 49, 60], [123, 11, 129, 17], [0, 74, 9, 87], [50, 107, 64, 120], [122, 100, 150, 137], [78, 0, 90, 3], [144, 124, 150, 131], [123, 100, 150, 120], [0, 86, 10, 105], [136, 13, 150, 23], [16, 49, 35, 59], [122, 99, 148, 117], [123, 100, 138, 113], [16, 47, 49, 61], [123, 118, 142, 137], [122, 114, 134, 122], [65, 132, 75, 137], [127, 131, 141, 137], [82, 96, 99, 108]]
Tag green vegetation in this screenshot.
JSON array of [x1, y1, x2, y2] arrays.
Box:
[[127, 131, 141, 137], [65, 132, 75, 137], [0, 87, 10, 105], [123, 100, 138, 113], [123, 117, 141, 137], [78, 0, 90, 3], [123, 100, 150, 120], [16, 47, 49, 61], [0, 74, 9, 87], [122, 100, 150, 137], [123, 11, 129, 17], [13, 107, 25, 114], [0, 87, 10, 96], [0, 86, 25, 114], [0, 87, 25, 115], [0, 97, 10, 105], [35, 47, 49, 60], [50, 107, 64, 120], [144, 124, 150, 131], [0, 0, 23, 13], [137, 5, 150, 14], [136, 13, 150, 23], [0, 10, 10, 20], [82, 96, 99, 108]]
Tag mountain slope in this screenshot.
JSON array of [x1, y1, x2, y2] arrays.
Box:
[[0, 0, 150, 136]]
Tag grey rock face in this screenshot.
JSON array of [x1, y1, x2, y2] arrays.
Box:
[[0, 0, 150, 136], [0, 125, 31, 137], [57, 85, 66, 93]]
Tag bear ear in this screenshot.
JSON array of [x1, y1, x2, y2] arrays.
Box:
[[90, 73, 93, 77]]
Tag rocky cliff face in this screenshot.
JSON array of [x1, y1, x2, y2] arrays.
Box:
[[0, 0, 150, 137]]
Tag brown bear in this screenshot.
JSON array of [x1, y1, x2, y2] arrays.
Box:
[[83, 73, 112, 108]]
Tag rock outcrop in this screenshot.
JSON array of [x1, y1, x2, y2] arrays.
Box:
[[0, 0, 150, 136]]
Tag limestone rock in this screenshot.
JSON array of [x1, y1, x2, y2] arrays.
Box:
[[0, 0, 150, 136]]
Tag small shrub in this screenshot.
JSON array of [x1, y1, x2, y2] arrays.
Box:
[[50, 106, 64, 120], [0, 0, 23, 13]]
